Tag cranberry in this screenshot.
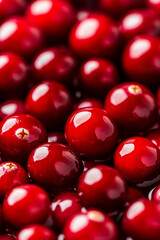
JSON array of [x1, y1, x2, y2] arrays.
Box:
[[27, 143, 83, 192], [114, 137, 160, 186], [99, 0, 146, 19], [33, 47, 77, 86], [25, 81, 72, 130], [0, 114, 47, 164], [51, 192, 82, 231], [127, 187, 144, 204], [63, 210, 119, 240], [0, 53, 28, 98], [122, 199, 160, 240], [147, 130, 160, 151], [26, 0, 75, 40], [3, 184, 50, 229], [105, 82, 157, 136], [122, 35, 160, 88], [17, 225, 57, 240], [78, 165, 127, 213], [80, 58, 119, 98], [0, 162, 29, 199], [157, 87, 160, 106], [65, 107, 118, 159], [83, 158, 113, 171], [0, 0, 27, 22], [0, 17, 44, 59], [48, 132, 67, 145], [148, 0, 160, 17], [69, 14, 120, 59], [151, 185, 160, 202], [0, 236, 15, 240], [76, 9, 94, 22], [74, 98, 103, 110], [0, 99, 26, 121], [120, 9, 160, 44]]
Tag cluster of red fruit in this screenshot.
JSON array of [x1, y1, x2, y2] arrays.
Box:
[[0, 0, 160, 239]]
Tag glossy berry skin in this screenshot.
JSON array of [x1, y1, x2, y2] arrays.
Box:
[[26, 0, 75, 40], [122, 199, 160, 240], [152, 185, 160, 202], [65, 107, 118, 159], [48, 132, 67, 145], [74, 98, 103, 110], [0, 17, 44, 59], [0, 99, 26, 120], [0, 162, 29, 199], [26, 81, 72, 130], [69, 14, 120, 59], [99, 0, 146, 19], [148, 0, 160, 17], [120, 9, 160, 44], [80, 58, 119, 98], [114, 137, 160, 186], [122, 35, 160, 87], [147, 130, 160, 151], [76, 9, 94, 22], [3, 184, 50, 229], [0, 99, 26, 121], [17, 225, 57, 240], [0, 114, 47, 164], [33, 47, 77, 86], [0, 0, 27, 22], [105, 82, 157, 136], [78, 165, 127, 213], [51, 192, 82, 231], [0, 53, 28, 98], [127, 187, 144, 204], [27, 143, 83, 192], [63, 210, 119, 240], [0, 236, 15, 240]]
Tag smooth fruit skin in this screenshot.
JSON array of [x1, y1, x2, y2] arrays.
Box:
[[0, 162, 29, 199], [152, 185, 160, 202], [26, 0, 75, 40], [51, 192, 82, 231], [114, 137, 160, 185], [120, 9, 160, 44], [48, 132, 67, 145], [0, 0, 27, 22], [69, 14, 120, 59], [74, 98, 103, 110], [0, 53, 28, 98], [99, 0, 146, 19], [0, 17, 44, 59], [17, 225, 57, 240], [65, 107, 118, 159], [0, 114, 47, 164], [148, 0, 160, 17], [33, 47, 77, 86], [78, 165, 127, 213], [27, 143, 83, 192], [122, 35, 160, 87], [80, 58, 119, 98], [0, 100, 26, 121], [63, 209, 119, 240], [147, 130, 160, 151], [2, 184, 50, 229], [127, 187, 144, 204], [0, 236, 15, 240], [105, 82, 157, 136], [25, 81, 72, 130], [122, 199, 160, 240]]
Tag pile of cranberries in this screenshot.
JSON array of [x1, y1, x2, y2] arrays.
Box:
[[1, 0, 160, 239]]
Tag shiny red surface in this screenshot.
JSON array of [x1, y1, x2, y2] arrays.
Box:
[[147, 130, 160, 151]]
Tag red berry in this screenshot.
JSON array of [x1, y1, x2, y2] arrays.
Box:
[[26, 0, 75, 40], [3, 184, 50, 229], [151, 185, 160, 202], [0, 236, 15, 240], [80, 58, 119, 98], [26, 81, 72, 130], [48, 132, 67, 145], [105, 82, 157, 136], [17, 225, 57, 240], [147, 130, 160, 151], [74, 98, 103, 110], [69, 14, 120, 59], [114, 137, 160, 186], [65, 107, 118, 159], [63, 210, 119, 240], [27, 143, 83, 192], [148, 0, 160, 17], [122, 199, 160, 240], [78, 165, 127, 213], [0, 114, 47, 164], [51, 192, 82, 231], [0, 162, 29, 199]]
